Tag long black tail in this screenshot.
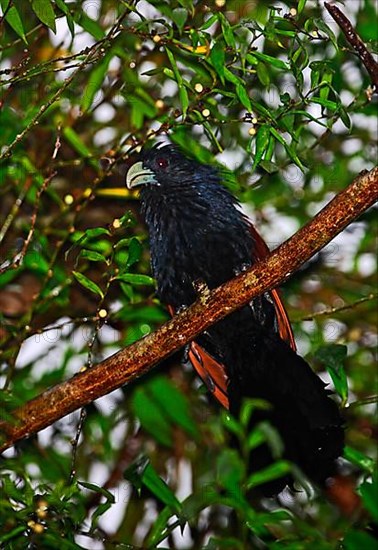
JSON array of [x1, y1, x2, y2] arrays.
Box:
[[223, 320, 345, 495]]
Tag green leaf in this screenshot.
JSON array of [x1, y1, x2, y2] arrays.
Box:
[[63, 127, 93, 159], [81, 53, 112, 112], [250, 98, 272, 119], [115, 273, 155, 286], [343, 530, 378, 550], [223, 66, 243, 87], [259, 159, 279, 173], [24, 250, 50, 275], [247, 52, 289, 70], [0, 0, 27, 42], [240, 398, 271, 428], [143, 462, 182, 513], [359, 477, 378, 521], [75, 11, 105, 40], [125, 456, 182, 514], [30, 0, 56, 32], [172, 8, 187, 33], [83, 227, 111, 239], [222, 412, 244, 438], [146, 506, 180, 547], [218, 12, 236, 48], [246, 428, 265, 451], [70, 227, 111, 249], [166, 47, 188, 116], [200, 13, 218, 31], [258, 421, 284, 459], [179, 86, 189, 118], [269, 127, 305, 171], [216, 449, 245, 494], [78, 481, 115, 529], [251, 124, 270, 171], [291, 42, 309, 71], [0, 526, 28, 544], [246, 460, 291, 489], [55, 0, 74, 35], [256, 62, 270, 86], [203, 121, 223, 153], [132, 387, 173, 447], [344, 446, 375, 474], [236, 83, 252, 111], [126, 237, 142, 268], [315, 344, 348, 404], [0, 267, 22, 289], [319, 76, 333, 102], [339, 105, 351, 130], [79, 250, 108, 263], [148, 376, 198, 439], [298, 0, 307, 14], [210, 40, 225, 82], [314, 18, 338, 49], [177, 0, 192, 9], [311, 97, 338, 111], [72, 271, 104, 298]]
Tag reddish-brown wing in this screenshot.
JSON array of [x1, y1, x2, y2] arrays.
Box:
[[188, 341, 230, 409], [248, 221, 296, 351], [169, 221, 296, 411]]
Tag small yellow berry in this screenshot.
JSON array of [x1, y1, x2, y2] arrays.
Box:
[[202, 108, 210, 118], [155, 99, 164, 109], [289, 8, 297, 16], [98, 308, 107, 318], [194, 83, 203, 93], [37, 508, 48, 519], [152, 34, 161, 44], [33, 523, 45, 534], [64, 194, 74, 205], [248, 127, 257, 136], [112, 218, 121, 229]]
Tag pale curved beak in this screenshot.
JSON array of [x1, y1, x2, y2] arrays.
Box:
[[126, 161, 158, 189]]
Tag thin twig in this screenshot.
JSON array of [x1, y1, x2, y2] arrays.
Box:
[[0, 24, 43, 52], [348, 395, 378, 409], [324, 2, 378, 93], [298, 293, 378, 321], [12, 171, 56, 268], [0, 179, 32, 247], [0, 0, 13, 26], [69, 407, 87, 484], [52, 124, 62, 160]]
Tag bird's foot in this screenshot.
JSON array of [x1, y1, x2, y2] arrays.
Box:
[[192, 279, 211, 304]]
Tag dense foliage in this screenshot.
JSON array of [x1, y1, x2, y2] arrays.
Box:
[[0, 0, 377, 548]]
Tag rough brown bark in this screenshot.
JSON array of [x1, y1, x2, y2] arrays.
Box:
[[1, 166, 377, 453], [324, 2, 378, 93]]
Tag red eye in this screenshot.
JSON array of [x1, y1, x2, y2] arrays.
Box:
[[156, 157, 169, 169]]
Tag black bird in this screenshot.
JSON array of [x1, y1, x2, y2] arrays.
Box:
[[126, 143, 344, 495]]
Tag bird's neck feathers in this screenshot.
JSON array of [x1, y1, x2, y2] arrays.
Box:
[[139, 169, 244, 236]]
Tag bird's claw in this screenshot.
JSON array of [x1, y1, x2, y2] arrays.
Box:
[[192, 279, 211, 303]]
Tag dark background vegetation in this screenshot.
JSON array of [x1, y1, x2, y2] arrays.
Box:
[[0, 0, 377, 548]]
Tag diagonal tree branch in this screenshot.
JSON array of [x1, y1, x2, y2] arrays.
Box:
[[0, 167, 377, 453], [324, 2, 378, 93]]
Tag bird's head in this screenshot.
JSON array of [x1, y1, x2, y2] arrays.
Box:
[[126, 144, 219, 191]]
